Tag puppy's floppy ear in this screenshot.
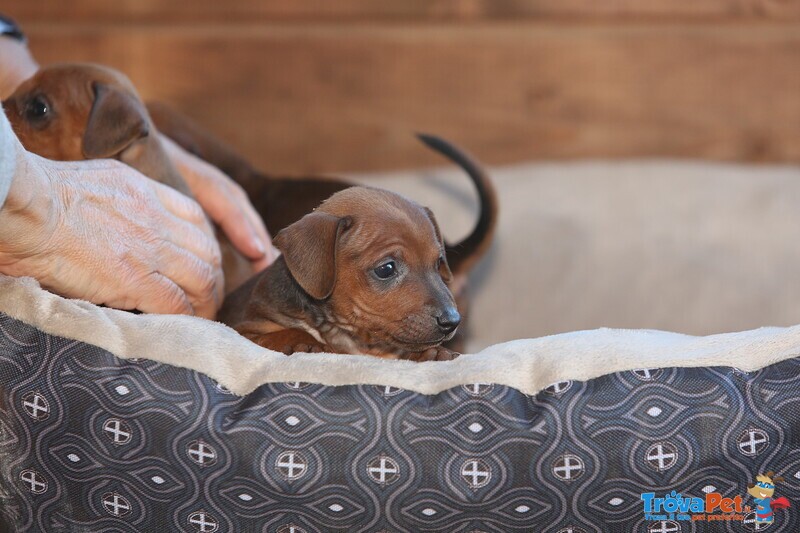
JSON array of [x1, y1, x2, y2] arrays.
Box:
[[423, 207, 453, 282], [273, 211, 352, 300], [83, 82, 149, 159]]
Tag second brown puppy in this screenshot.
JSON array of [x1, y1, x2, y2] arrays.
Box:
[[3, 63, 254, 294]]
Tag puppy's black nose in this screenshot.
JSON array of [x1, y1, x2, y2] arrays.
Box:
[[436, 307, 461, 333]]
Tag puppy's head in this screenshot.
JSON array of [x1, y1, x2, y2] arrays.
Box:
[[274, 187, 461, 353], [3, 63, 150, 161]]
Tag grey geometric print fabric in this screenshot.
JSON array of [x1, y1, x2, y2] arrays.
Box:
[[1, 311, 799, 532]]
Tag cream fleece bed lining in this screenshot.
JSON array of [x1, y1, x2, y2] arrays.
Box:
[[1, 274, 798, 397]]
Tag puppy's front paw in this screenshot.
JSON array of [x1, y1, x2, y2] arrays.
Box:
[[407, 346, 460, 362], [281, 342, 328, 356], [241, 328, 329, 356]]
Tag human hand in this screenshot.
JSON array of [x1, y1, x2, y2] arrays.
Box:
[[161, 134, 277, 273], [0, 146, 224, 318]]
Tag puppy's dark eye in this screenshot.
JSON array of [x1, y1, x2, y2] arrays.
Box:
[[25, 96, 50, 121], [373, 261, 397, 280]]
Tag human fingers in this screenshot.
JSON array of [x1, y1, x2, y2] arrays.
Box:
[[162, 134, 272, 265], [196, 180, 269, 262], [132, 178, 224, 309], [155, 243, 221, 318], [128, 272, 194, 316]]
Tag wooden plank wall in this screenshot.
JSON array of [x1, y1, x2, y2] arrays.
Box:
[[5, 2, 800, 173]]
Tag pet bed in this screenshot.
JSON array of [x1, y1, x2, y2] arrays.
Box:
[[1, 273, 799, 532]]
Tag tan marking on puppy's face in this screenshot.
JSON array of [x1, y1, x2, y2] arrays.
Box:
[[275, 187, 460, 354], [3, 63, 147, 161]]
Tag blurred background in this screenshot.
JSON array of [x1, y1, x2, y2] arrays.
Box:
[[9, 0, 800, 174], [7, 2, 800, 350]]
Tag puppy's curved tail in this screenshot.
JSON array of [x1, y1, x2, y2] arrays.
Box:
[[416, 133, 499, 280]]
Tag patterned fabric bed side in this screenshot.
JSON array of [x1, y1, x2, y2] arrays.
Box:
[[2, 312, 799, 532]]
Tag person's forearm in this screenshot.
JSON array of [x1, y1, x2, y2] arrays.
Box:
[[0, 105, 21, 210], [0, 104, 54, 259], [0, 37, 38, 99]]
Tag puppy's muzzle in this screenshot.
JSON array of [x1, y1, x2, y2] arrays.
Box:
[[436, 306, 461, 335]]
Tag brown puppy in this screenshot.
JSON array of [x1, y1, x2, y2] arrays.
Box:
[[148, 103, 499, 351], [218, 186, 461, 361], [3, 63, 254, 293]]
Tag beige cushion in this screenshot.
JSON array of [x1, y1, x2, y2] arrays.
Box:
[[4, 273, 800, 396], [352, 161, 800, 351]]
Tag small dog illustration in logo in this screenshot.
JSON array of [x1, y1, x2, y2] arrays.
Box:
[[747, 471, 791, 522]]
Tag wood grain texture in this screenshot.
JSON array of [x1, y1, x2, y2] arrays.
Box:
[[6, 0, 800, 24], [17, 23, 800, 173]]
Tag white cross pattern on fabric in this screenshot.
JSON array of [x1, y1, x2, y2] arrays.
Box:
[[101, 492, 131, 517], [462, 383, 494, 396], [103, 418, 132, 445], [645, 442, 678, 472], [544, 381, 573, 396], [632, 368, 663, 381], [187, 440, 217, 467], [737, 428, 769, 457], [367, 455, 400, 485], [275, 451, 308, 480], [648, 521, 680, 533], [557, 528, 588, 533], [375, 385, 403, 397], [461, 459, 492, 488], [552, 453, 585, 481], [284, 382, 310, 390], [188, 510, 219, 532], [19, 469, 47, 494], [21, 392, 49, 421], [277, 525, 308, 533]]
